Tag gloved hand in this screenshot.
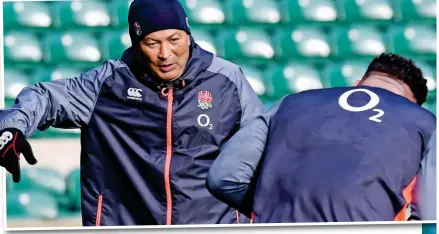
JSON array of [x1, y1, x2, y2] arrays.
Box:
[[0, 128, 37, 183]]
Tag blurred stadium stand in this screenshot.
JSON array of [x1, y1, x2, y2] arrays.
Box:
[[2, 0, 436, 227]]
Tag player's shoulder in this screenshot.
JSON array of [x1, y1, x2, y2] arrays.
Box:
[[106, 59, 130, 70], [281, 86, 434, 120], [206, 56, 241, 77], [409, 105, 436, 147], [362, 86, 434, 113], [368, 86, 436, 129], [409, 104, 436, 131], [282, 87, 349, 103]]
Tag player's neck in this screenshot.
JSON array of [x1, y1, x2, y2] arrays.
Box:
[[358, 77, 416, 103]]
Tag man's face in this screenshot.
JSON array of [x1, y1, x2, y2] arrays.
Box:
[[138, 29, 190, 81]]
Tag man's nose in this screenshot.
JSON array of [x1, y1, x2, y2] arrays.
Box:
[[158, 43, 171, 61]]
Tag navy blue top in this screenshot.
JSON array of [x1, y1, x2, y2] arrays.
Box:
[[208, 86, 436, 222]]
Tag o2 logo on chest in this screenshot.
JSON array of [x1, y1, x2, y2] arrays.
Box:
[[338, 88, 384, 123], [197, 114, 213, 129], [196, 90, 214, 129]]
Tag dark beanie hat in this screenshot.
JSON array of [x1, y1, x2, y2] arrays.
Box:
[[128, 0, 191, 46]]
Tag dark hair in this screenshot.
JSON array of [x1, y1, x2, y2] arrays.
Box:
[[363, 53, 428, 105]]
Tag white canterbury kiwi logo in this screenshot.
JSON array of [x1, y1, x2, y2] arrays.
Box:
[[127, 88, 143, 101], [0, 131, 13, 150]]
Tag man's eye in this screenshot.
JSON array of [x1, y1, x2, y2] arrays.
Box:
[[170, 38, 179, 42]]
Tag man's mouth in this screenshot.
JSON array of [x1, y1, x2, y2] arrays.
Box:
[[158, 63, 175, 72]]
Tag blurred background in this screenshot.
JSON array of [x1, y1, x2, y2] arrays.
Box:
[[2, 0, 437, 228]]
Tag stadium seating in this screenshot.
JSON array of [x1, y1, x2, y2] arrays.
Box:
[[4, 31, 42, 63], [414, 60, 437, 101], [273, 26, 331, 59], [337, 0, 394, 23], [224, 0, 281, 25], [191, 29, 218, 55], [321, 60, 369, 88], [109, 0, 132, 27], [3, 1, 52, 29], [180, 0, 225, 25], [30, 67, 83, 84], [394, 0, 436, 23], [52, 1, 111, 28], [216, 28, 275, 60], [35, 128, 82, 139], [64, 169, 81, 210], [3, 0, 437, 223], [264, 62, 323, 100], [1, 1, 436, 119], [7, 190, 59, 219], [100, 29, 131, 59], [330, 25, 386, 59], [387, 24, 436, 61], [2, 0, 436, 132], [7, 166, 82, 220], [279, 0, 338, 24], [4, 68, 30, 101], [42, 31, 102, 63], [12, 168, 67, 197]]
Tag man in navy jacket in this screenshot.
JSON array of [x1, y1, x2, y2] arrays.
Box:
[[207, 53, 436, 222], [0, 0, 264, 226]]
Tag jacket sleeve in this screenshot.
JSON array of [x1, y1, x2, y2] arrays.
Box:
[[234, 68, 267, 127], [0, 61, 119, 137], [207, 100, 282, 216], [415, 130, 436, 220]]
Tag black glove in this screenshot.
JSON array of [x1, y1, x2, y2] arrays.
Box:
[[0, 128, 37, 183]]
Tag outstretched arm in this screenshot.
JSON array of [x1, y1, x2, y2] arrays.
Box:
[[0, 61, 121, 137], [0, 61, 123, 182], [207, 101, 281, 216]]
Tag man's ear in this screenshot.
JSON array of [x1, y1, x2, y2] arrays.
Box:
[[188, 35, 191, 46]]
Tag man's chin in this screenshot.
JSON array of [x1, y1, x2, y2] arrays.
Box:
[[157, 72, 178, 81]]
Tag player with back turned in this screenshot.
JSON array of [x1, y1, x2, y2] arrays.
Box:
[[207, 53, 436, 222]]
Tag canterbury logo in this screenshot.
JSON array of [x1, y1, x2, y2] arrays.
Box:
[[0, 131, 13, 150], [127, 88, 142, 101], [128, 88, 142, 97]]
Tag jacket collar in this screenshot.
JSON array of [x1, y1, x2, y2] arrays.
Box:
[[121, 36, 213, 91]]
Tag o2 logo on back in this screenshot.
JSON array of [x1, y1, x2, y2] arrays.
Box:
[[338, 88, 384, 123]]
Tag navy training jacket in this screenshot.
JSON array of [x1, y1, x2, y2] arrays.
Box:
[[207, 86, 436, 222], [0, 39, 265, 225]]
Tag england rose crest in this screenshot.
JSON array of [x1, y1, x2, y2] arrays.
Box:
[[197, 90, 212, 110], [134, 22, 142, 36]]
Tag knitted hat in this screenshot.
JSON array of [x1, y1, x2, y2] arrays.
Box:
[[128, 0, 191, 46]]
